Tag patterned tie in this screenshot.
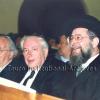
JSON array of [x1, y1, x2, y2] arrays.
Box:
[[76, 65, 83, 77], [23, 71, 35, 85]]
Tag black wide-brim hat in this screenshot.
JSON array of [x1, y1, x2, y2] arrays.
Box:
[[62, 15, 100, 38]]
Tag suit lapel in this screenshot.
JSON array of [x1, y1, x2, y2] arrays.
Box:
[[31, 62, 51, 91], [70, 55, 100, 91]]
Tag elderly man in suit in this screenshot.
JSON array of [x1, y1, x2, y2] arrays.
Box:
[[20, 34, 56, 95], [0, 35, 27, 82]]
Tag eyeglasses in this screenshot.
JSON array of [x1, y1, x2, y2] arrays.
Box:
[[69, 35, 90, 42], [69, 34, 96, 42]]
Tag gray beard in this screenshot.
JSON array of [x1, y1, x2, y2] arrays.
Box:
[[70, 48, 92, 67]]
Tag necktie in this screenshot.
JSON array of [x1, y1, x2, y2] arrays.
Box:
[[23, 71, 35, 85], [76, 65, 83, 77]]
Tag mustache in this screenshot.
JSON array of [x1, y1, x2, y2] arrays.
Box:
[[71, 46, 81, 51]]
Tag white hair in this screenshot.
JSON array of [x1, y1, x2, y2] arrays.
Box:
[[0, 35, 18, 57], [20, 35, 49, 50]]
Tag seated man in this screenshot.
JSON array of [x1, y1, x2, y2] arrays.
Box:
[[55, 34, 70, 63], [0, 35, 27, 82], [20, 34, 54, 94], [20, 34, 75, 99], [64, 15, 100, 100]]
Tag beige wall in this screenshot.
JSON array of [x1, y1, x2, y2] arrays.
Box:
[[0, 0, 100, 33], [84, 0, 100, 19], [0, 0, 23, 34]]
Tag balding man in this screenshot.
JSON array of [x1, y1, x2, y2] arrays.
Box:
[[0, 35, 27, 82]]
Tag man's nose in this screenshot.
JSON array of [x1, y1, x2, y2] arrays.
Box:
[[27, 50, 33, 55]]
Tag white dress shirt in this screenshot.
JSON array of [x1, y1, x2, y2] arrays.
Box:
[[81, 54, 99, 72], [0, 60, 12, 72], [76, 54, 99, 77], [20, 69, 39, 88], [55, 53, 69, 63], [60, 56, 69, 63]]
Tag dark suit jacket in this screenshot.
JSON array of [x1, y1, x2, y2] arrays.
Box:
[[30, 56, 71, 99], [30, 60, 55, 94], [48, 55, 100, 100], [65, 55, 100, 100], [0, 56, 28, 83], [48, 60, 75, 99]]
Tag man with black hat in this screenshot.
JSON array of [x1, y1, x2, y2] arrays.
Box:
[[65, 15, 100, 100]]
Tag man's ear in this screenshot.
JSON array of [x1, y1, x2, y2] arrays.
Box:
[[67, 37, 70, 44], [9, 51, 14, 59], [44, 48, 49, 59], [92, 37, 99, 48]]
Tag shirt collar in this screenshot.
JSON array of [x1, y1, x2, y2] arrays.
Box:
[[81, 54, 99, 71], [0, 60, 12, 72], [60, 56, 69, 63]]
